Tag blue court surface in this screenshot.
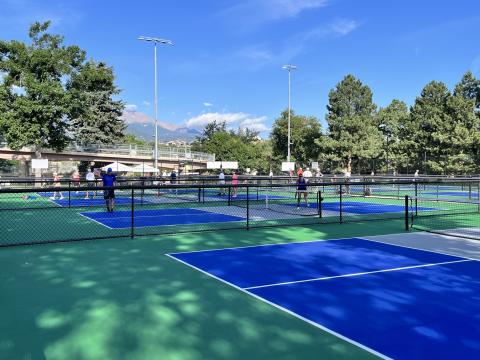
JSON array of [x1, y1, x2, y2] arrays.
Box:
[[39, 191, 95, 198], [301, 201, 437, 214], [51, 197, 149, 207], [169, 238, 480, 359], [424, 191, 479, 198], [226, 194, 288, 201], [80, 208, 245, 228]]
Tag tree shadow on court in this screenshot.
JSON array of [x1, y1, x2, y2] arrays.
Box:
[[0, 221, 396, 360]]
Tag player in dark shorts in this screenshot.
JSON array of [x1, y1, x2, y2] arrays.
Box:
[[102, 168, 117, 212], [296, 173, 308, 208]]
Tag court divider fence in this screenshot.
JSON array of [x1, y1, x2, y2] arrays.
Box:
[[0, 179, 478, 247]]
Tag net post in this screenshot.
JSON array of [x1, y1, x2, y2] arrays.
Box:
[[318, 190, 322, 218], [131, 188, 135, 239], [414, 182, 418, 215], [404, 195, 409, 231], [339, 184, 343, 223], [246, 186, 250, 230]]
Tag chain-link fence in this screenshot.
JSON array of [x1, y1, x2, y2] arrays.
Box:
[[1, 180, 478, 247]]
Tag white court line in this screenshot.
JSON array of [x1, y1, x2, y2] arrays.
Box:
[[165, 253, 392, 360], [82, 211, 246, 221], [244, 259, 472, 290], [168, 236, 359, 255], [78, 212, 114, 229], [359, 236, 478, 261], [80, 211, 245, 230]]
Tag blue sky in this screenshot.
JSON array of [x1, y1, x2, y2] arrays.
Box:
[[1, 0, 479, 135]]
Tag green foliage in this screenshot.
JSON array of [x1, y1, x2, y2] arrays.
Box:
[[376, 99, 410, 172], [67, 60, 125, 144], [0, 21, 124, 152], [270, 109, 321, 166], [323, 75, 381, 172], [192, 122, 271, 173], [121, 134, 147, 146], [454, 71, 480, 111]]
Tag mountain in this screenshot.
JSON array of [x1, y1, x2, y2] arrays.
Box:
[[121, 111, 200, 142]]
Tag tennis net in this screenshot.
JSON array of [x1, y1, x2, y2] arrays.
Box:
[[229, 187, 321, 217], [409, 196, 479, 240]]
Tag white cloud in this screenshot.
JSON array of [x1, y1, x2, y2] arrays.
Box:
[[125, 104, 138, 112], [233, 19, 360, 69], [203, 102, 213, 107], [329, 19, 359, 36], [221, 0, 329, 24], [185, 112, 268, 132], [142, 100, 150, 107]]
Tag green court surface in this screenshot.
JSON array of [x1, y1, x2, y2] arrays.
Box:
[[0, 220, 412, 360]]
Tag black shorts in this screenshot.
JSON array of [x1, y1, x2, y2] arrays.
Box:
[[87, 181, 95, 187], [103, 189, 115, 199]]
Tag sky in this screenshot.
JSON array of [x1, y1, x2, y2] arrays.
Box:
[[1, 0, 480, 136]]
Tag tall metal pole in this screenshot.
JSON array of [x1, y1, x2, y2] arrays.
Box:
[[282, 65, 296, 163], [287, 69, 291, 163], [138, 36, 173, 170], [154, 43, 158, 170]]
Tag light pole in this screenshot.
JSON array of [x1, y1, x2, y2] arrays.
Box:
[[282, 64, 297, 163], [138, 36, 173, 170]]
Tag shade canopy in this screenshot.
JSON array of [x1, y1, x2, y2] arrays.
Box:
[[131, 164, 159, 173], [101, 162, 134, 172]]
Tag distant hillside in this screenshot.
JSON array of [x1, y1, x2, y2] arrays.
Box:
[[122, 111, 200, 142]]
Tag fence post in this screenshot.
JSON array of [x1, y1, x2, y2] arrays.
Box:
[[404, 195, 409, 231], [228, 186, 231, 206], [131, 188, 135, 239], [68, 182, 71, 208], [339, 184, 343, 224], [246, 186, 250, 230]]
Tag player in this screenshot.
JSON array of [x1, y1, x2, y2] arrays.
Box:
[[72, 171, 81, 194], [85, 169, 96, 199], [414, 169, 419, 180], [296, 173, 308, 208], [218, 169, 226, 195], [102, 168, 116, 212], [344, 169, 351, 194], [50, 172, 64, 200], [231, 171, 239, 197], [303, 167, 313, 181]]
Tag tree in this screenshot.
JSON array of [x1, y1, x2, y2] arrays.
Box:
[[0, 21, 124, 151], [0, 21, 85, 151], [270, 109, 321, 166], [409, 81, 453, 174], [376, 100, 410, 173], [67, 61, 125, 144], [454, 71, 480, 112], [194, 120, 227, 145], [323, 75, 381, 173], [192, 122, 271, 173]]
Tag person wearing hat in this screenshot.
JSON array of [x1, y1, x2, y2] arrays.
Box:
[[102, 168, 117, 212]]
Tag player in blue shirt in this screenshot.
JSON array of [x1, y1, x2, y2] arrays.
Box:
[[102, 168, 117, 212], [296, 173, 308, 209]]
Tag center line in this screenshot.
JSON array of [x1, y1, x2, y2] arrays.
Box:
[[244, 259, 471, 290]]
